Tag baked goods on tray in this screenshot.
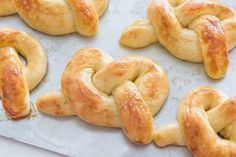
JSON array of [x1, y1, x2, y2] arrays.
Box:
[[154, 87, 236, 157], [37, 48, 169, 144], [0, 28, 47, 119], [0, 0, 109, 36], [120, 0, 236, 79]]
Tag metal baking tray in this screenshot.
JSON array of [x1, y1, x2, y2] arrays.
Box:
[[0, 0, 235, 156]]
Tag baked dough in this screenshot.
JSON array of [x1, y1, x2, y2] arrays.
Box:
[[154, 87, 236, 157], [0, 0, 108, 36], [37, 48, 169, 144], [120, 0, 236, 79], [0, 28, 47, 119]]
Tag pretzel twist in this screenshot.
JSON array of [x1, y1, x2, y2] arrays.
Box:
[[120, 0, 236, 79], [0, 0, 108, 36], [0, 28, 47, 119], [154, 87, 236, 157], [36, 48, 169, 144]]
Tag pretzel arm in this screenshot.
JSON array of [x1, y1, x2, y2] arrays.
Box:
[[37, 91, 75, 116], [92, 0, 109, 17], [119, 19, 157, 48]]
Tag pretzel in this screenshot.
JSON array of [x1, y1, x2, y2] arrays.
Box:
[[36, 48, 169, 144], [0, 28, 47, 119], [154, 87, 236, 157], [0, 0, 109, 36], [120, 0, 236, 79]]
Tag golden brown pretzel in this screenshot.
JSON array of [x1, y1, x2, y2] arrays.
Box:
[[0, 28, 47, 119], [0, 0, 108, 36], [120, 0, 236, 79], [154, 87, 236, 157], [36, 48, 169, 144]]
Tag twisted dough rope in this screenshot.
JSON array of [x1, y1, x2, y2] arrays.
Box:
[[120, 0, 236, 79], [154, 87, 236, 157], [0, 0, 108, 36], [37, 48, 169, 144], [0, 28, 47, 119]]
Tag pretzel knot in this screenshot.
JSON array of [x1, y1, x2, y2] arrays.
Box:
[[154, 87, 236, 157], [120, 0, 236, 79], [0, 0, 109, 36], [0, 28, 47, 119], [37, 48, 169, 144]]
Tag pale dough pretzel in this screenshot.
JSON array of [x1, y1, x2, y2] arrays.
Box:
[[120, 0, 236, 79], [0, 0, 108, 36], [36, 48, 169, 144], [154, 87, 236, 157], [0, 28, 47, 119]]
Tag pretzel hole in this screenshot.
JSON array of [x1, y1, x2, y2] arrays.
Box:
[[18, 53, 27, 66], [218, 133, 229, 140]]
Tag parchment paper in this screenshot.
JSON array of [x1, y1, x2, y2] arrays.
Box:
[[0, 0, 236, 156]]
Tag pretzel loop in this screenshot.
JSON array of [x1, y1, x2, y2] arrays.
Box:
[[120, 0, 236, 79], [37, 48, 169, 144], [154, 87, 236, 157], [0, 0, 108, 36], [0, 28, 47, 119]]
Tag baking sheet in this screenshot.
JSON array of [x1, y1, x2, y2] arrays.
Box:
[[0, 0, 236, 156]]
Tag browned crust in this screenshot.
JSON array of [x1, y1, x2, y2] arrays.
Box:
[[114, 82, 154, 144], [67, 0, 98, 36], [1, 64, 30, 119], [0, 0, 16, 16], [198, 16, 228, 79], [0, 30, 19, 44]]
